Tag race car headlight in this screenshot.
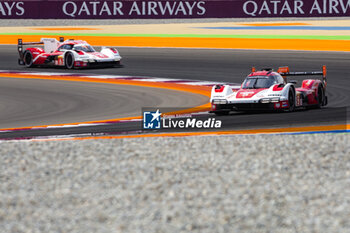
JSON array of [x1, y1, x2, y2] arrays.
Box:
[[271, 97, 280, 103], [212, 99, 228, 104], [260, 98, 280, 103], [260, 98, 270, 103], [88, 59, 95, 62]]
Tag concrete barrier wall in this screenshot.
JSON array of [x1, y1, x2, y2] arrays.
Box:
[[1, 0, 350, 19]]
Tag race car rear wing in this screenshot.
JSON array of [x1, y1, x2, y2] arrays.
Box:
[[277, 65, 327, 86], [18, 37, 64, 65]]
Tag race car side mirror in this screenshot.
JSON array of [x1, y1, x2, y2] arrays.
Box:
[[288, 80, 297, 84]]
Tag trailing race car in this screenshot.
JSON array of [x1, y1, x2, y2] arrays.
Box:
[[210, 66, 328, 115], [18, 37, 122, 69]]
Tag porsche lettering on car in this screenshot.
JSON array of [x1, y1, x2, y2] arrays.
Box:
[[210, 66, 328, 115], [17, 37, 122, 69]]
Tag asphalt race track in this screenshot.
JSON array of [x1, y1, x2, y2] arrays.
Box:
[[0, 77, 208, 128], [0, 45, 349, 138]]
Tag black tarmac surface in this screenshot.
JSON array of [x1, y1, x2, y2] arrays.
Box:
[[0, 46, 348, 138]]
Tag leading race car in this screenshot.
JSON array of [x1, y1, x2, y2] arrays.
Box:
[[18, 37, 122, 69], [210, 66, 328, 115]]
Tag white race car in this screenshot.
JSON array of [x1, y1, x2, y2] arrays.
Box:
[[210, 66, 328, 115], [18, 37, 122, 69]]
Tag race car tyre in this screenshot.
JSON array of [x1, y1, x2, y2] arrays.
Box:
[[316, 85, 325, 108], [23, 51, 34, 68], [288, 89, 296, 112], [324, 96, 328, 106], [65, 52, 75, 69]]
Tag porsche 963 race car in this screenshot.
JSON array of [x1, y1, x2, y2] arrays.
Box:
[[210, 66, 328, 115], [18, 37, 122, 69]]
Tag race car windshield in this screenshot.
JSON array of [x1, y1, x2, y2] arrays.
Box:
[[73, 45, 95, 52], [242, 76, 276, 89]]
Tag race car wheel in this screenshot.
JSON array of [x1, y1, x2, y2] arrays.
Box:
[[316, 85, 324, 108], [65, 52, 75, 69], [23, 51, 34, 68], [288, 89, 296, 112]]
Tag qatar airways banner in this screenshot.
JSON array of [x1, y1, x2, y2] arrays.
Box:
[[0, 0, 350, 19]]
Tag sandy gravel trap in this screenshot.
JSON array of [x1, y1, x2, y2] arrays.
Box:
[[0, 134, 349, 233]]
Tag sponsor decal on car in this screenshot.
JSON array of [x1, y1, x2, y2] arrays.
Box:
[[56, 56, 64, 66], [296, 93, 303, 106]]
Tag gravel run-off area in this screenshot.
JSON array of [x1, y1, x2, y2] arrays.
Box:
[[0, 133, 349, 233]]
